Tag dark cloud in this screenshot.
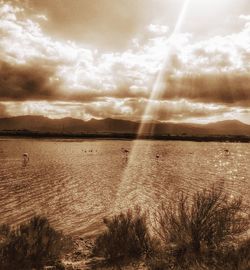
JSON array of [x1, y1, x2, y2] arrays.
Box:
[[0, 103, 8, 117], [0, 61, 60, 101], [161, 72, 250, 107], [0, 59, 145, 103], [57, 88, 144, 104], [1, 57, 250, 109]]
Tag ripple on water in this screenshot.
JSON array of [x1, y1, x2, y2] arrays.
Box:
[[0, 139, 249, 236]]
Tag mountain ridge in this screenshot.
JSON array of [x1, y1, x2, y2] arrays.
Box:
[[0, 115, 249, 136]]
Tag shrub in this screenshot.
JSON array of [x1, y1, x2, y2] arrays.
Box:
[[153, 187, 249, 268], [0, 216, 64, 270], [0, 224, 10, 245], [216, 239, 250, 270], [147, 251, 174, 270], [93, 207, 152, 264]]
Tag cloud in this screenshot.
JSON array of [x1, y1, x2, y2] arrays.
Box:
[[161, 72, 250, 106], [0, 1, 250, 123], [118, 98, 238, 122], [147, 24, 169, 35], [239, 14, 250, 21], [4, 99, 249, 124], [0, 103, 8, 117], [148, 22, 250, 107], [0, 60, 60, 101]]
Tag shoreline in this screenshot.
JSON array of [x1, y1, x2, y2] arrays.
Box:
[[0, 132, 250, 143]]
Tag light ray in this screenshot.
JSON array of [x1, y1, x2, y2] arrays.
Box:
[[113, 0, 191, 212], [173, 0, 191, 35], [138, 0, 191, 136]]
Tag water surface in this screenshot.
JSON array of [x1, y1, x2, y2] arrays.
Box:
[[0, 138, 249, 236]]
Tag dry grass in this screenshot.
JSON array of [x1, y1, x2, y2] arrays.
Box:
[[0, 186, 249, 270], [91, 187, 250, 269], [92, 207, 153, 267], [149, 187, 250, 269], [0, 216, 65, 270]]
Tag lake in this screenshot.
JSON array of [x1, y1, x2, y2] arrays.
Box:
[[0, 138, 249, 236]]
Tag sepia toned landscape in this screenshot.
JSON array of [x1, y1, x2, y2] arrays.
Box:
[[0, 0, 249, 269]]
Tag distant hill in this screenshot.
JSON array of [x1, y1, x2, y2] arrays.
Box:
[[0, 115, 249, 136]]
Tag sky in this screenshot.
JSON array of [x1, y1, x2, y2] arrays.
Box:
[[0, 0, 250, 124]]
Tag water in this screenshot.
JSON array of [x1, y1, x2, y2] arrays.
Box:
[[0, 138, 249, 236]]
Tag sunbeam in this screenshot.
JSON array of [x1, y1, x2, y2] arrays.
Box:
[[138, 0, 191, 136], [114, 0, 191, 212]]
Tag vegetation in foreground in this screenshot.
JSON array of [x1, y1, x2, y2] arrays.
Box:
[[0, 186, 249, 269], [0, 216, 67, 270], [148, 187, 250, 270], [93, 187, 249, 270], [92, 207, 153, 265]]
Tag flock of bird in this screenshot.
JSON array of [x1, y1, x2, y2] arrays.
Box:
[[21, 148, 230, 167]]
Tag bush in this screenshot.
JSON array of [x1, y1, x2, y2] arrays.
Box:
[[0, 216, 64, 270], [93, 207, 152, 264], [0, 224, 11, 246], [152, 187, 250, 268], [216, 239, 250, 270]]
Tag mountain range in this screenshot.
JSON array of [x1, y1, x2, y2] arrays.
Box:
[[0, 115, 250, 136]]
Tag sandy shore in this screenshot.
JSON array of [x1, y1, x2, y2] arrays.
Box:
[[61, 237, 147, 270]]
